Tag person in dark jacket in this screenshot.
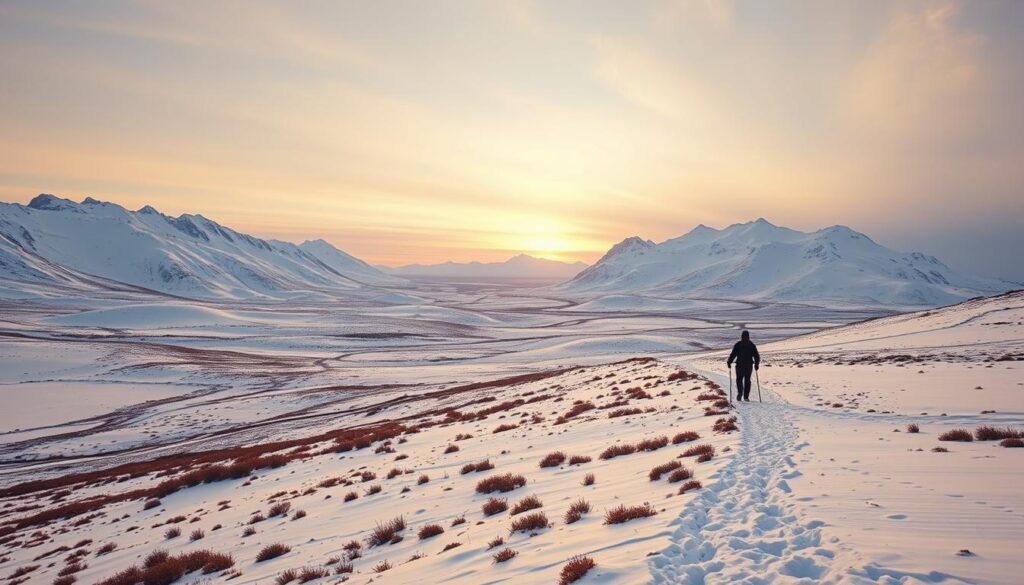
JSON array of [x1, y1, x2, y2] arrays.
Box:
[[727, 330, 760, 401]]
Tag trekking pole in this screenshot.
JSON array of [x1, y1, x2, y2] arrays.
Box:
[[728, 366, 733, 405], [755, 368, 762, 403]]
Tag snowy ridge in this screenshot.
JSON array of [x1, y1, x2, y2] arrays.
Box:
[[0, 194, 404, 299], [558, 219, 1016, 307], [384, 254, 588, 279]]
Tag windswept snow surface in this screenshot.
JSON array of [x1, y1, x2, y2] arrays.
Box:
[[557, 219, 1016, 307], [0, 265, 1020, 584]]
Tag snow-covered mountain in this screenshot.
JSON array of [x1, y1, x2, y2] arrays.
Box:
[[385, 254, 587, 279], [0, 194, 403, 299], [556, 219, 1016, 307]]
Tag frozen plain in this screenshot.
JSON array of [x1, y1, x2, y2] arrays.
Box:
[[0, 278, 1020, 585]]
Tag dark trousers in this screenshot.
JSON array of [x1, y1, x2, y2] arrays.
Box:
[[735, 365, 752, 400]]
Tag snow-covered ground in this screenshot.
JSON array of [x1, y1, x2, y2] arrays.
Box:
[[0, 281, 1020, 584]]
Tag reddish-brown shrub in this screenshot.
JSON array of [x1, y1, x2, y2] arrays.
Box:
[[189, 529, 205, 541], [475, 473, 527, 494], [599, 444, 636, 460], [568, 455, 591, 465], [539, 452, 567, 468], [53, 577, 76, 585], [695, 393, 720, 401], [667, 467, 692, 483], [938, 429, 973, 442], [975, 426, 1022, 441], [96, 542, 117, 556], [510, 495, 543, 515], [637, 436, 668, 451], [97, 550, 234, 585], [441, 542, 462, 552], [334, 563, 354, 574], [1001, 438, 1024, 448], [418, 524, 444, 539], [608, 408, 643, 418], [256, 543, 291, 562], [444, 444, 460, 454], [907, 424, 920, 433], [493, 548, 518, 563], [143, 499, 161, 510], [678, 480, 702, 494], [373, 560, 391, 573], [275, 568, 298, 585], [343, 491, 358, 502], [367, 516, 406, 547], [164, 527, 181, 540], [509, 512, 549, 533], [713, 418, 738, 433], [460, 460, 495, 475], [493, 423, 519, 433], [268, 502, 291, 517], [604, 503, 656, 524], [555, 401, 596, 424], [672, 431, 700, 444], [417, 474, 429, 485], [296, 567, 329, 583], [564, 499, 590, 524], [559, 555, 596, 585], [682, 444, 715, 458], [582, 473, 595, 486], [482, 498, 508, 516], [451, 515, 466, 526], [648, 461, 682, 481], [487, 536, 505, 549]]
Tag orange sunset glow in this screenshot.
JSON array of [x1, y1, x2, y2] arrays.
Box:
[[1, 1, 1022, 278]]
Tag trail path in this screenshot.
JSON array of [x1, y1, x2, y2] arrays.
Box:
[[648, 368, 974, 585], [648, 374, 839, 584]]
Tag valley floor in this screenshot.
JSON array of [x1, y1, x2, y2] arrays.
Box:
[[0, 287, 1021, 584]]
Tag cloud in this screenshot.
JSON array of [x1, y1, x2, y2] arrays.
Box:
[[841, 0, 985, 150]]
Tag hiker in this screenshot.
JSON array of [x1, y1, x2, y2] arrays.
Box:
[[727, 330, 760, 401]]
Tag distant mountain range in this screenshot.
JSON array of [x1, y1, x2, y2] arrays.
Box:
[[0, 194, 403, 300], [555, 219, 1017, 307], [384, 254, 587, 279]]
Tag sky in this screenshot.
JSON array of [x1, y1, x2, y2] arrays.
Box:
[[0, 1, 1022, 280]]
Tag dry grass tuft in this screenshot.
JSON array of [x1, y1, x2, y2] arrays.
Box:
[[558, 555, 596, 585], [604, 503, 656, 524], [493, 423, 519, 433], [475, 473, 527, 494], [460, 460, 495, 475], [256, 544, 291, 562], [417, 524, 444, 540], [906, 424, 920, 433], [938, 429, 973, 442], [672, 431, 700, 444], [677, 480, 702, 494], [367, 517, 406, 547], [482, 498, 508, 516], [564, 499, 590, 524], [582, 473, 595, 486], [568, 455, 591, 465], [492, 548, 518, 563], [510, 495, 543, 515], [509, 512, 549, 533], [667, 466, 692, 483], [648, 460, 682, 481], [539, 452, 567, 468], [1000, 438, 1024, 448], [682, 444, 715, 459], [975, 426, 1022, 441]]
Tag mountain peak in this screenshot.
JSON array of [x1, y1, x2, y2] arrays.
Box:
[[27, 194, 75, 211]]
